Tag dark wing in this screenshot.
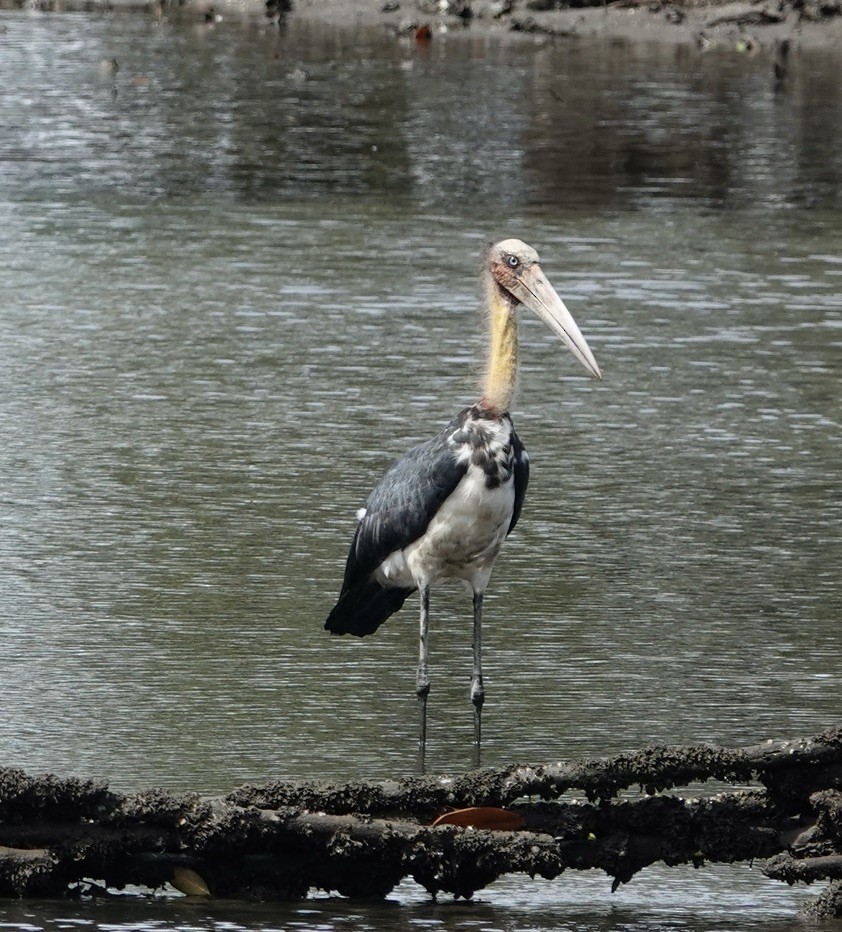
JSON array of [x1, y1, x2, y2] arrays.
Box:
[[507, 429, 529, 536], [342, 431, 467, 594]]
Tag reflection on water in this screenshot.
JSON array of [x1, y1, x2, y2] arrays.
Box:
[[1, 14, 841, 209], [0, 9, 840, 930], [0, 867, 823, 930]]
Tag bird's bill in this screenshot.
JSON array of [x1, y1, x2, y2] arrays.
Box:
[[510, 264, 602, 380]]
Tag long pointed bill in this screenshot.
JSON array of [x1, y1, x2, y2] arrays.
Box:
[[509, 263, 602, 380]]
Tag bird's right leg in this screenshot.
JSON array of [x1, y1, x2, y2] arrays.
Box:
[[470, 590, 485, 769], [417, 585, 431, 773]]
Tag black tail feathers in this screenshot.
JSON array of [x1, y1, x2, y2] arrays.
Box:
[[325, 578, 415, 637]]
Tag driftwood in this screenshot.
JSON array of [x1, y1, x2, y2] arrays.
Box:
[[1, 726, 841, 917]]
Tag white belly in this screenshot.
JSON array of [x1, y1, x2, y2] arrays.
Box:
[[375, 465, 515, 593]]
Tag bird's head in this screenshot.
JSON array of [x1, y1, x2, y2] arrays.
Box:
[[485, 238, 602, 380]]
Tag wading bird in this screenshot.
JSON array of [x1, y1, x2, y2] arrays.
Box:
[[325, 239, 601, 768]]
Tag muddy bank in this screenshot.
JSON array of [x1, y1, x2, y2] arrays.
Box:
[[287, 0, 842, 50], [4, 0, 842, 50], [0, 726, 840, 916]]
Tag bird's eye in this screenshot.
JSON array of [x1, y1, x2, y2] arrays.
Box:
[[506, 255, 519, 268]]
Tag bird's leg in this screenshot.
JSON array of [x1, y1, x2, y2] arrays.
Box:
[[471, 590, 485, 769], [417, 585, 431, 773]]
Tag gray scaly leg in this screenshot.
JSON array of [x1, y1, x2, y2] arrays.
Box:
[[471, 590, 485, 768], [417, 585, 431, 773]]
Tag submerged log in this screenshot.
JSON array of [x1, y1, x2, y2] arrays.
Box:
[[0, 726, 840, 916]]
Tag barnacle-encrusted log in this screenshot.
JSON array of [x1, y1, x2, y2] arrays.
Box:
[[226, 725, 842, 815], [0, 726, 840, 917]]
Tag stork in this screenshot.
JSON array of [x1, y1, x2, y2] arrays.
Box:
[[325, 239, 601, 768]]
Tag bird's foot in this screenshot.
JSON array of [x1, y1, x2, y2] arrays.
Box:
[[472, 710, 482, 770], [470, 677, 484, 769], [418, 694, 429, 775]]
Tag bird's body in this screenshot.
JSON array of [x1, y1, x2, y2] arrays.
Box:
[[391, 408, 523, 591], [325, 402, 528, 636], [325, 239, 600, 768]]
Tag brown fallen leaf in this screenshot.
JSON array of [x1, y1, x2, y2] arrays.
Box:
[[432, 806, 526, 831]]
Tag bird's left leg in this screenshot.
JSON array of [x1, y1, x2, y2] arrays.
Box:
[[471, 590, 485, 768], [417, 585, 431, 773]]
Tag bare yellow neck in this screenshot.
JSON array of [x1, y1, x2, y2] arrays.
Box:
[[481, 279, 518, 415]]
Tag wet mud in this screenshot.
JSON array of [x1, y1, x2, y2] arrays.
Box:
[[1, 0, 841, 51]]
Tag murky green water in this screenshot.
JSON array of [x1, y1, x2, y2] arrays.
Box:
[[0, 9, 840, 929]]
